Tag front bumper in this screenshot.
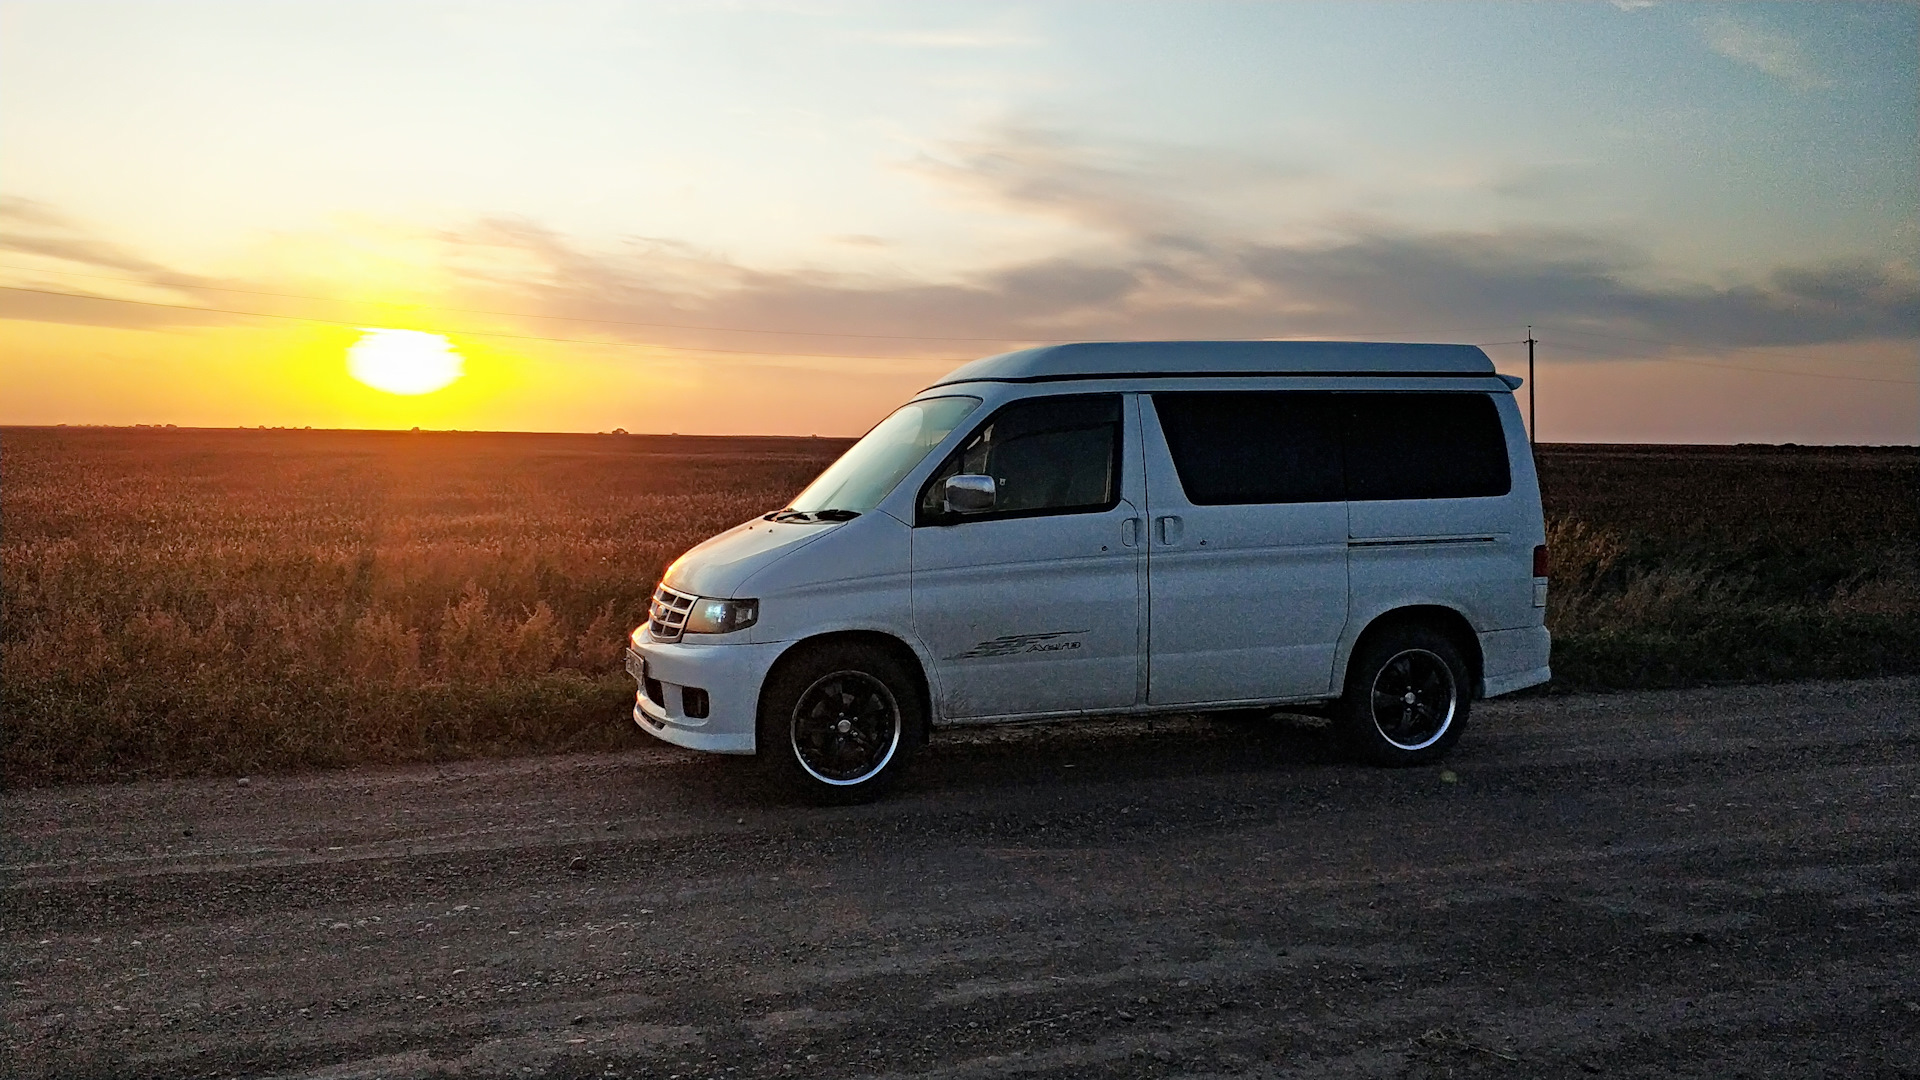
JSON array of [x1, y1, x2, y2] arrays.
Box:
[[626, 636, 789, 754]]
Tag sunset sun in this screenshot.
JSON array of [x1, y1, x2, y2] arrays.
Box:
[[346, 329, 463, 394]]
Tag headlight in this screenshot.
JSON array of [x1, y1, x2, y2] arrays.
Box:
[[684, 597, 759, 635]]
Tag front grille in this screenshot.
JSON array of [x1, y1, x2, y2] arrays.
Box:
[[648, 584, 696, 643]]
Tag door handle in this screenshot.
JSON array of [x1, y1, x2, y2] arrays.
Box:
[[1121, 517, 1139, 547], [1157, 515, 1184, 545]]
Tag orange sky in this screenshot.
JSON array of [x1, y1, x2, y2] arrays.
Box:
[[2, 3, 1914, 442], [4, 314, 1913, 445]]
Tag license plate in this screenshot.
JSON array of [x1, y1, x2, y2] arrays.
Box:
[[625, 648, 648, 681]]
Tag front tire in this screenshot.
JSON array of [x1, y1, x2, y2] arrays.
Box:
[[757, 643, 922, 803], [1336, 625, 1471, 766]]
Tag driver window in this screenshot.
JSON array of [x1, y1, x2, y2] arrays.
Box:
[[917, 394, 1122, 523]]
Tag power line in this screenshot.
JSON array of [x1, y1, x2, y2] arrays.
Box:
[[15, 281, 1901, 386], [0, 263, 1059, 343], [1543, 337, 1917, 385], [0, 264, 1536, 347], [0, 283, 1538, 358], [0, 285, 976, 362], [1533, 322, 1907, 369], [9, 260, 1910, 377]]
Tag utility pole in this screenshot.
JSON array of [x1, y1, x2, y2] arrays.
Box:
[[1526, 326, 1537, 449]]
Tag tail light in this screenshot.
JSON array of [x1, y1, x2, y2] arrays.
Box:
[[1532, 544, 1550, 578]]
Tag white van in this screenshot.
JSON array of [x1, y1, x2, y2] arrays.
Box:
[[626, 341, 1550, 800]]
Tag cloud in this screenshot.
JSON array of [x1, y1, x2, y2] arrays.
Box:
[[5, 127, 1913, 360], [0, 197, 225, 330], [883, 126, 1917, 349], [908, 126, 1178, 240], [1700, 13, 1832, 91], [429, 214, 1914, 360], [1237, 232, 1918, 348], [0, 197, 193, 279], [906, 125, 1321, 251]]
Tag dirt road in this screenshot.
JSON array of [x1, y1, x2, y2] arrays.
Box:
[[6, 679, 1917, 1078]]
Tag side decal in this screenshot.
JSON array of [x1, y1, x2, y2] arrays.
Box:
[[951, 631, 1088, 660]]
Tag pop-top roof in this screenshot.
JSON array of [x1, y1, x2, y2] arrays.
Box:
[[927, 340, 1497, 388]]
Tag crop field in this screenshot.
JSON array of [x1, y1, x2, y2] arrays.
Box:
[[3, 428, 1915, 785], [1537, 444, 1918, 691]]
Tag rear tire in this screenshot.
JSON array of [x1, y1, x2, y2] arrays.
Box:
[[757, 642, 922, 803], [1336, 624, 1471, 767]]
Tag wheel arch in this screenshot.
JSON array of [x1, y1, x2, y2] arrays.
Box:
[[1338, 605, 1485, 697], [759, 630, 934, 751]]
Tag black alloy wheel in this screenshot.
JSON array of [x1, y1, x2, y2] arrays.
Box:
[[1337, 624, 1471, 766], [789, 670, 902, 786], [758, 642, 924, 802], [1369, 648, 1458, 751]]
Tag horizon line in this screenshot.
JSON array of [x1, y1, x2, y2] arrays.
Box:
[[2, 422, 1914, 450]]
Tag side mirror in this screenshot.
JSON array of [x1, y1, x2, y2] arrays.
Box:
[[942, 474, 997, 514]]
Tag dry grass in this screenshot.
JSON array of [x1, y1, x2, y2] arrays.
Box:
[[3, 430, 1914, 784], [2, 427, 848, 784], [1537, 444, 1919, 690]]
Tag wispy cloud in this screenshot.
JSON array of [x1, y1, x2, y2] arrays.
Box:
[[1701, 13, 1832, 91], [0, 197, 225, 329], [426, 124, 1920, 354], [908, 126, 1181, 241], [0, 197, 192, 280], [414, 189, 1920, 357], [906, 125, 1324, 251], [6, 126, 1914, 358]]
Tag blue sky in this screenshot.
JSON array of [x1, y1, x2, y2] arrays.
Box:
[[2, 1, 1914, 440]]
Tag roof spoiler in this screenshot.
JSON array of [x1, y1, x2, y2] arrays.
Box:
[[1498, 374, 1524, 390]]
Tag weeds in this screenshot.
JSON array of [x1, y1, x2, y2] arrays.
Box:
[[1538, 444, 1919, 691], [2, 428, 846, 783], [2, 431, 1913, 784]]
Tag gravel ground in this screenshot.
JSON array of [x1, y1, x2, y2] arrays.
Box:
[[5, 678, 1917, 1079]]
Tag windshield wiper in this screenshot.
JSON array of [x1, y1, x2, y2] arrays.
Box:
[[764, 507, 861, 523]]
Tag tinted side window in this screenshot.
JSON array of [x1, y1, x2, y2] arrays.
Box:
[[1152, 392, 1344, 505], [917, 395, 1123, 523], [1342, 392, 1511, 500]]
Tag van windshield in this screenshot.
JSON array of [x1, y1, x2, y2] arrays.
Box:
[[783, 396, 982, 516]]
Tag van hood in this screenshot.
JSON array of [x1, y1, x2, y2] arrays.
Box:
[[660, 516, 839, 599]]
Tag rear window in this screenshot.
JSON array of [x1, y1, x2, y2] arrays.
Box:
[[1342, 392, 1510, 501], [1152, 391, 1511, 505]]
